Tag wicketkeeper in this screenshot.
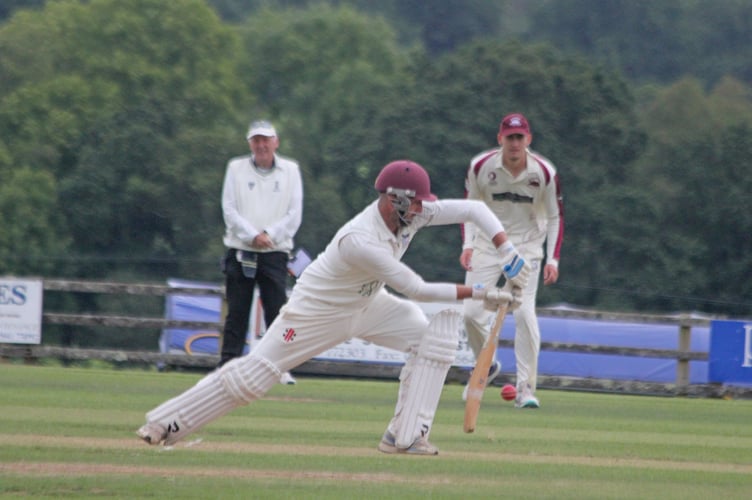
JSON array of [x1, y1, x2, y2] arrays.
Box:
[[138, 160, 529, 455], [460, 113, 564, 408]]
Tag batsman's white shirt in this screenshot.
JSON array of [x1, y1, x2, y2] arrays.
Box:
[[294, 198, 504, 309], [221, 153, 303, 253], [250, 198, 504, 371]]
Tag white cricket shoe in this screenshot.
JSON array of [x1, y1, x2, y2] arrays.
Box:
[[377, 430, 439, 456], [515, 385, 540, 409], [280, 371, 297, 385], [136, 422, 167, 445], [461, 360, 502, 401]]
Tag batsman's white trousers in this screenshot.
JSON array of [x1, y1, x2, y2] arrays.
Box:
[[146, 288, 445, 445], [463, 245, 543, 393], [256, 288, 428, 370]]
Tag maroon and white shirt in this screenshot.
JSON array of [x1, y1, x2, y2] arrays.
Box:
[[463, 148, 563, 266]]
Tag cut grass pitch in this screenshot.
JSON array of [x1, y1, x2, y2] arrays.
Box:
[[0, 363, 750, 499]]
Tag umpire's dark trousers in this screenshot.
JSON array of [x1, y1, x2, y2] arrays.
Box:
[[219, 248, 289, 367]]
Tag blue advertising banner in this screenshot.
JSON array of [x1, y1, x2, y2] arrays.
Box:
[[161, 279, 712, 383], [708, 320, 752, 386]]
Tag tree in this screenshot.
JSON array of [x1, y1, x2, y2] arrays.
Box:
[[386, 39, 646, 306], [710, 123, 752, 315], [353, 0, 502, 56], [0, 0, 45, 22], [0, 0, 247, 280], [632, 77, 752, 314], [207, 0, 501, 56], [0, 167, 69, 275], [531, 0, 752, 86], [237, 4, 414, 254]]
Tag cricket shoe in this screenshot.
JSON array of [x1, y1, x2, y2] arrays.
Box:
[[377, 430, 439, 456], [461, 360, 502, 401], [515, 385, 540, 409], [280, 371, 297, 385], [136, 422, 167, 445]]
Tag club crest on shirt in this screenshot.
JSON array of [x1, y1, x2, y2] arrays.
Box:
[[487, 171, 497, 185], [358, 280, 380, 297], [248, 181, 256, 191], [283, 328, 296, 342]]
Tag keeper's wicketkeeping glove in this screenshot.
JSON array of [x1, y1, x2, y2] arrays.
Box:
[[497, 241, 530, 290]]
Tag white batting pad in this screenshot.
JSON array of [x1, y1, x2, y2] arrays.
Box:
[[219, 353, 281, 403], [392, 309, 461, 448], [145, 354, 281, 445]]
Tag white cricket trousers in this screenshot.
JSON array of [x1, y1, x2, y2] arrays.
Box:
[[144, 289, 435, 446], [463, 247, 543, 393], [255, 289, 429, 372]]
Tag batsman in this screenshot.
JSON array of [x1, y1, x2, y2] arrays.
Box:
[[137, 160, 529, 455]]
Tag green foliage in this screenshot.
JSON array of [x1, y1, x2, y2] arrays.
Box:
[[531, 0, 752, 86], [0, 167, 69, 275], [368, 0, 502, 55], [393, 39, 646, 305], [209, 0, 501, 56], [0, 0, 45, 21], [631, 77, 752, 314], [0, 0, 246, 279], [0, 76, 120, 173], [1, 0, 751, 320], [238, 4, 413, 253]]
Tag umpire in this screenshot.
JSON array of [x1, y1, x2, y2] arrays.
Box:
[[218, 119, 303, 380]]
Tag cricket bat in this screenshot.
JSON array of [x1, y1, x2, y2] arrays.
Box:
[[463, 301, 509, 433]]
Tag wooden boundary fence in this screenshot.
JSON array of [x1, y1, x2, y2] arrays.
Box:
[[1, 279, 749, 399]]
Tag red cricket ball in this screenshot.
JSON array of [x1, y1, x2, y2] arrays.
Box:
[[501, 384, 517, 401]]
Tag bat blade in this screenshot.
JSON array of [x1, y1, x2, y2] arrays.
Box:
[[463, 302, 509, 433]]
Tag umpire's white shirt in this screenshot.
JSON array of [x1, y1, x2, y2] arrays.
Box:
[[222, 154, 303, 253]]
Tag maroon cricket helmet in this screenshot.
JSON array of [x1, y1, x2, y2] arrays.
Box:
[[374, 160, 437, 201]]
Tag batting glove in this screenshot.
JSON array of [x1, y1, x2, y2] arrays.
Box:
[[472, 284, 518, 312], [501, 282, 523, 312], [497, 241, 530, 290]]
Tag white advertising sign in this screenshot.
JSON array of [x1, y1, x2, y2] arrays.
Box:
[[0, 278, 43, 344]]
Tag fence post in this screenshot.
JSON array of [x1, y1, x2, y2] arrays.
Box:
[[676, 315, 692, 395], [218, 290, 228, 354]]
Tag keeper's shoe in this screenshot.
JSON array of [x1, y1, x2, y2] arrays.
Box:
[[280, 371, 297, 385], [136, 422, 167, 445], [461, 360, 502, 401], [377, 431, 439, 456], [515, 385, 540, 409]]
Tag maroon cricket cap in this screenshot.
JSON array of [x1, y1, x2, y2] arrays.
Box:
[[499, 113, 531, 136]]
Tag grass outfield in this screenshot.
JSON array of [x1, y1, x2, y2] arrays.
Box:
[[1, 364, 750, 499]]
